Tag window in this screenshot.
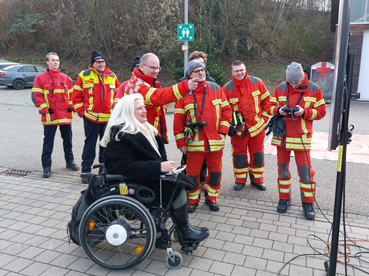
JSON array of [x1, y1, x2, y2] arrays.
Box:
[[351, 0, 369, 23], [18, 66, 36, 72], [36, 66, 46, 72]]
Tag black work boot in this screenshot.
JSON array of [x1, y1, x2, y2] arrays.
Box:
[[302, 202, 316, 220], [66, 162, 79, 171], [43, 167, 51, 178], [277, 199, 291, 213], [171, 201, 209, 243], [233, 183, 245, 191]]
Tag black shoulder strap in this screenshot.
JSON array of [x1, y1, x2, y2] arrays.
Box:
[[286, 89, 304, 107], [192, 85, 207, 117]]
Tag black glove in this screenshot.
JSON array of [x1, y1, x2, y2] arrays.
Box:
[[272, 117, 285, 138], [48, 108, 54, 114], [228, 126, 237, 137], [265, 116, 285, 138], [67, 107, 74, 113]]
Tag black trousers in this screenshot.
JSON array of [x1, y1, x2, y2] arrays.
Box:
[[42, 124, 74, 168], [82, 117, 106, 173]]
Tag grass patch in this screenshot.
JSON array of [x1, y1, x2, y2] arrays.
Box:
[[246, 62, 288, 92]]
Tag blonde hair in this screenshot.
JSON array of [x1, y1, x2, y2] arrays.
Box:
[[100, 94, 158, 147]]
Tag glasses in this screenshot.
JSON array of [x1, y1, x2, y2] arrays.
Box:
[[233, 69, 246, 73], [192, 69, 205, 74], [143, 64, 161, 71], [95, 61, 105, 64]]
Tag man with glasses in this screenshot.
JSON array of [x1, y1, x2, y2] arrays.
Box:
[[223, 60, 270, 192], [174, 60, 232, 212], [179, 50, 215, 83], [124, 53, 199, 143], [72, 50, 120, 183]]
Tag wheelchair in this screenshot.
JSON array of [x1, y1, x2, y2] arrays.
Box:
[[79, 164, 203, 270]]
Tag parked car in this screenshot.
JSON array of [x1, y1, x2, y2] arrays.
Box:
[[0, 64, 46, 90], [0, 63, 19, 70]]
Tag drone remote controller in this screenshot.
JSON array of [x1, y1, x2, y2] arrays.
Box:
[[281, 107, 299, 113]]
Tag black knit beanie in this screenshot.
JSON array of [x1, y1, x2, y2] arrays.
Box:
[[91, 50, 105, 65], [131, 56, 140, 72]]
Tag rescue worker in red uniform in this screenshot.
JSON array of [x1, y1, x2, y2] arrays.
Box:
[[32, 52, 79, 178], [174, 60, 232, 212], [72, 50, 120, 183], [124, 53, 199, 143], [268, 62, 326, 220], [223, 60, 271, 191]]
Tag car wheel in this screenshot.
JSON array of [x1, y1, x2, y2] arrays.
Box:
[[13, 79, 25, 90]]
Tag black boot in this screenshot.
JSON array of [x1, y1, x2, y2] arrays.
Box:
[[171, 201, 209, 243]]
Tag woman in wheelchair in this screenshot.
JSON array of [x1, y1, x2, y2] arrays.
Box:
[[101, 94, 209, 247]]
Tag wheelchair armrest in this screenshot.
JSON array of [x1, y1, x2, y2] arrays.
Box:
[[106, 174, 127, 183]]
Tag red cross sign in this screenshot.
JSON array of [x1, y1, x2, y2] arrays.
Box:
[[316, 62, 331, 77]]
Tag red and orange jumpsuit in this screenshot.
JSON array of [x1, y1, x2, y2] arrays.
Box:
[[125, 67, 191, 143], [268, 73, 326, 203], [174, 81, 232, 203], [223, 75, 270, 185]]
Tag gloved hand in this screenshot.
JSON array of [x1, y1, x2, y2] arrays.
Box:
[[272, 117, 285, 138], [228, 126, 237, 137], [67, 107, 74, 112], [48, 108, 54, 114], [265, 116, 285, 138]]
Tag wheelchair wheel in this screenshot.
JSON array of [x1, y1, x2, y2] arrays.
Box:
[[79, 196, 156, 270], [166, 251, 183, 269]]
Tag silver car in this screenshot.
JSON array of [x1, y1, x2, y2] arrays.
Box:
[[0, 64, 47, 90]]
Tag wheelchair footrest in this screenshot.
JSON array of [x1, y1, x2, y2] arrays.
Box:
[[181, 242, 200, 255]]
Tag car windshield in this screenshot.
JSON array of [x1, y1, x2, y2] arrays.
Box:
[[0, 64, 16, 70], [1, 65, 18, 71]]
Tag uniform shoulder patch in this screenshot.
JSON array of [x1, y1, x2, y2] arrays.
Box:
[[248, 75, 258, 84], [308, 81, 318, 92], [225, 80, 234, 91], [83, 69, 91, 77], [278, 82, 287, 92], [207, 81, 219, 91]]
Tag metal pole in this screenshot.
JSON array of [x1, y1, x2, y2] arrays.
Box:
[[183, 0, 188, 76]]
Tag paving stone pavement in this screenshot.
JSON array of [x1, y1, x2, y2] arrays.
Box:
[[1, 168, 369, 276]]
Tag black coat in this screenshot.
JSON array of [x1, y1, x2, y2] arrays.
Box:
[[104, 126, 167, 182], [104, 125, 182, 206]]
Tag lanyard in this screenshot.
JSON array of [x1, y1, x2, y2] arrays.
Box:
[[192, 85, 207, 117]]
